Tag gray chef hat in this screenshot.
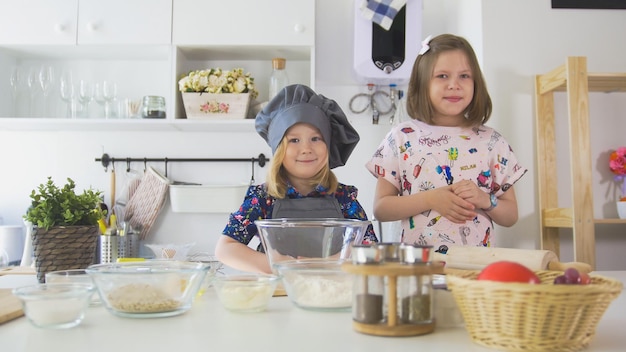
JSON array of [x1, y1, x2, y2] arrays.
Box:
[[255, 84, 359, 169]]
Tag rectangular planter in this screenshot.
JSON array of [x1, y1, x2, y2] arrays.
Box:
[[182, 92, 251, 119]]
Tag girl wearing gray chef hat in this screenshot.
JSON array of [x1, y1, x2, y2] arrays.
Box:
[[216, 84, 378, 274]]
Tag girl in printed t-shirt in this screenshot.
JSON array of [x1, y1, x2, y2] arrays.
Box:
[[216, 84, 377, 274], [365, 34, 526, 251]]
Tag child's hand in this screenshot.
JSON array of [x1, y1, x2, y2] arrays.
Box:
[[451, 179, 491, 210], [432, 185, 477, 223]]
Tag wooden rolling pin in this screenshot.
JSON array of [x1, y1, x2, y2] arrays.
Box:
[[432, 246, 592, 274]]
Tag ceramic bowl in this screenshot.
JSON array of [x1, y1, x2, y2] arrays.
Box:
[[274, 259, 353, 311], [13, 283, 95, 329], [212, 274, 279, 313], [86, 260, 209, 318], [255, 218, 371, 274]]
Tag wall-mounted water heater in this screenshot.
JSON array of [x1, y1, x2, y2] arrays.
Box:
[[353, 0, 423, 85]]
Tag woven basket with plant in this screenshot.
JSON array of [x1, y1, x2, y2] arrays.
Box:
[[446, 270, 623, 352], [24, 177, 104, 283]]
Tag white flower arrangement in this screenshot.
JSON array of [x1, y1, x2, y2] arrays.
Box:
[[178, 68, 258, 100]]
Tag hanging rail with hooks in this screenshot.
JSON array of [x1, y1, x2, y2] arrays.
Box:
[[94, 153, 268, 178]]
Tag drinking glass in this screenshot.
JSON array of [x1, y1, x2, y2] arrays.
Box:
[[103, 81, 118, 119], [39, 65, 54, 117], [94, 82, 106, 118], [95, 81, 117, 118], [26, 67, 37, 117], [9, 67, 20, 116], [59, 70, 78, 118], [78, 80, 94, 118]]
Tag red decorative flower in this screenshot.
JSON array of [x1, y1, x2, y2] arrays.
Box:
[[609, 147, 626, 201]]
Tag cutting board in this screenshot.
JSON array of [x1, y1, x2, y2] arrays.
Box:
[[432, 246, 592, 273], [0, 288, 24, 324]]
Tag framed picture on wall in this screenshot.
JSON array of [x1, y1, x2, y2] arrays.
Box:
[[552, 0, 626, 9]]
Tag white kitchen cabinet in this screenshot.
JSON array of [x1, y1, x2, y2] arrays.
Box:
[[78, 0, 172, 45], [172, 0, 314, 46], [0, 0, 315, 130], [0, 0, 78, 45], [0, 0, 171, 46], [171, 0, 315, 119]]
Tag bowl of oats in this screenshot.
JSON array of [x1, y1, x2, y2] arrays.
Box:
[[85, 260, 210, 318]]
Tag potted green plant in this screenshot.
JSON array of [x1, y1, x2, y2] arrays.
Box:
[[24, 177, 104, 283]]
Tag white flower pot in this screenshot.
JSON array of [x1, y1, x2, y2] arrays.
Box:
[[617, 201, 626, 219], [181, 92, 251, 119]]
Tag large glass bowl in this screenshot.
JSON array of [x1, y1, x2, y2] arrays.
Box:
[[256, 218, 371, 274], [85, 260, 209, 318]]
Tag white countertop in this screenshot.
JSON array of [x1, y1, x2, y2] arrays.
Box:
[[1, 271, 625, 352]]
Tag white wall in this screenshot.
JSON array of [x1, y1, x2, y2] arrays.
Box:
[[1, 0, 625, 269]]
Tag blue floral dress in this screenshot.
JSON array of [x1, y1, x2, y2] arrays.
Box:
[[222, 183, 378, 247]]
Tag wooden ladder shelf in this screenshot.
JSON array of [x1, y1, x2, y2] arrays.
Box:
[[534, 56, 626, 270]]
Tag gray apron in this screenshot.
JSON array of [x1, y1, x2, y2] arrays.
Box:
[[258, 197, 344, 258]]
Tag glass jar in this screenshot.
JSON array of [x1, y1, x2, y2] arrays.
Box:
[[352, 245, 384, 324], [141, 96, 166, 119], [398, 244, 434, 324]]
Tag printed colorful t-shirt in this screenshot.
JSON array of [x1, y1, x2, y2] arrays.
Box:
[[222, 183, 378, 247], [365, 119, 527, 248]]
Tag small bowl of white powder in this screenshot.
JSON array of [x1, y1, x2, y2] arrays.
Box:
[[213, 274, 279, 313], [13, 283, 95, 329], [275, 259, 353, 312]]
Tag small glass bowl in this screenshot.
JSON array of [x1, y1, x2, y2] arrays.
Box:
[[13, 283, 95, 329], [45, 269, 100, 306], [186, 253, 223, 298], [212, 275, 279, 313]]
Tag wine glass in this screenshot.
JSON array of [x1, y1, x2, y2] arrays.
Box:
[[103, 81, 118, 119], [78, 80, 94, 118], [94, 82, 106, 118], [59, 69, 78, 118], [26, 67, 37, 117], [39, 65, 54, 117], [9, 67, 21, 116]]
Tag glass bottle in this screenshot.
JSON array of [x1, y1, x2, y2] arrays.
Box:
[[269, 58, 289, 101]]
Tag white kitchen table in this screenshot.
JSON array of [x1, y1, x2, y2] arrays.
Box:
[[1, 271, 624, 352]]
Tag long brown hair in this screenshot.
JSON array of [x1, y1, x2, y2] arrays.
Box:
[[406, 34, 492, 127], [266, 137, 338, 199]]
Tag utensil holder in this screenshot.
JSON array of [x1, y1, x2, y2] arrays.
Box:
[[99, 234, 140, 263]]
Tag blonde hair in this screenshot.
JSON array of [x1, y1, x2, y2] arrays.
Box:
[[406, 34, 492, 127], [266, 137, 338, 199]]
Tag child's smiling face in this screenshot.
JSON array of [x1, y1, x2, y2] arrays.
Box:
[[429, 49, 474, 126], [282, 122, 328, 192]]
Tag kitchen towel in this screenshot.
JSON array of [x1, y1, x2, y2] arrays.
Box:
[[360, 0, 407, 31], [123, 167, 171, 240]]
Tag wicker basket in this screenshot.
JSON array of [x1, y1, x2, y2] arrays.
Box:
[[446, 270, 623, 352], [32, 225, 99, 283]]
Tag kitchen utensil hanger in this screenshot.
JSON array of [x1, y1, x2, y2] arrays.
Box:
[[96, 153, 268, 177]]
